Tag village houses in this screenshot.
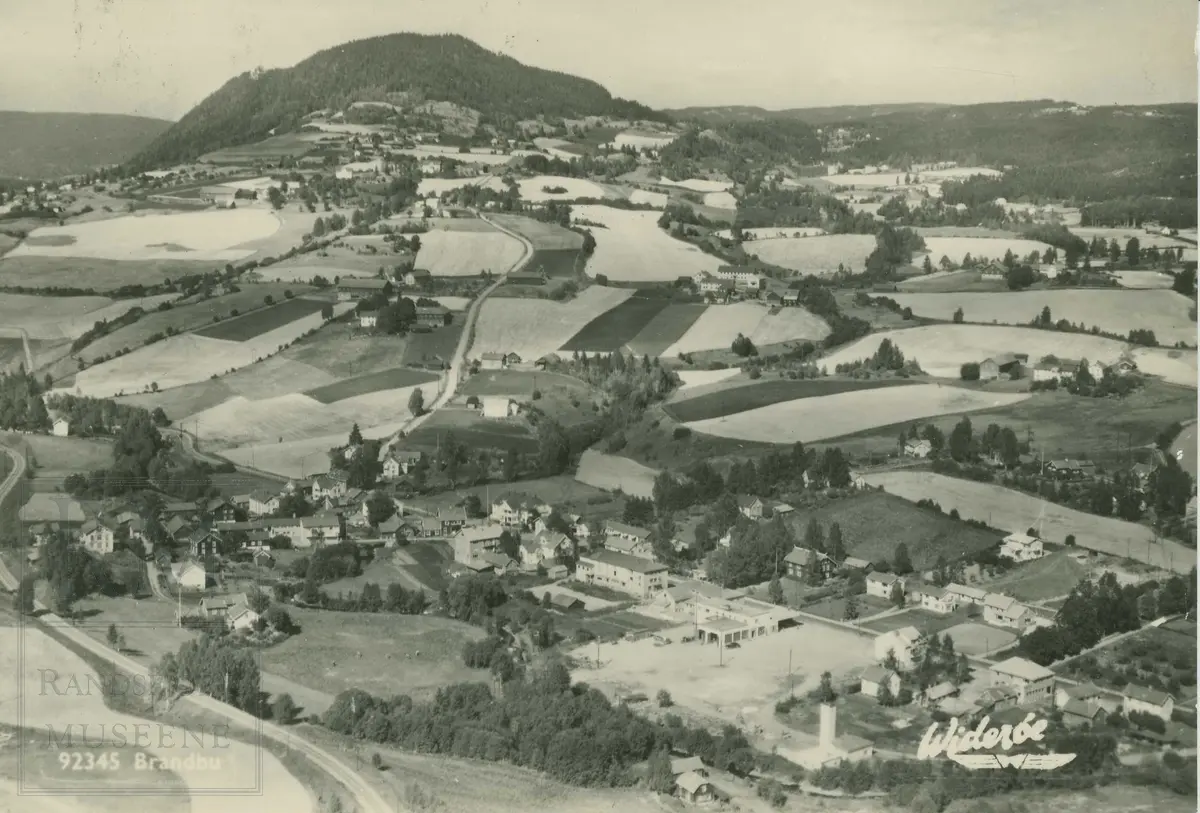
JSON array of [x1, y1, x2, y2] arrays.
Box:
[[874, 626, 921, 669], [602, 520, 653, 559], [1122, 685, 1175, 722], [79, 518, 117, 555], [865, 571, 905, 600], [452, 524, 506, 565], [783, 546, 836, 581], [382, 449, 423, 479]]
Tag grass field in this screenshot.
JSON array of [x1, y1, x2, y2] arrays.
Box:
[[0, 293, 111, 338], [675, 367, 743, 392], [462, 369, 588, 398], [941, 622, 1018, 657], [7, 208, 280, 262], [661, 302, 825, 358], [625, 303, 708, 356], [895, 268, 1007, 293], [889, 289, 1198, 347], [744, 234, 877, 275], [487, 214, 584, 250], [525, 247, 582, 278], [304, 366, 437, 404], [1071, 226, 1195, 250], [628, 189, 668, 207], [863, 471, 1196, 574], [560, 295, 670, 352], [416, 225, 525, 276], [516, 175, 617, 202], [403, 323, 463, 368], [406, 406, 537, 454], [685, 383, 1029, 444], [471, 284, 633, 361], [192, 296, 327, 341], [781, 490, 1002, 568], [575, 449, 659, 498], [858, 607, 971, 636], [819, 324, 1198, 388], [666, 377, 917, 422], [918, 236, 1053, 265], [200, 131, 321, 162], [0, 256, 213, 291], [981, 552, 1090, 602], [803, 593, 894, 622], [259, 608, 487, 701], [572, 205, 721, 282], [16, 434, 113, 475], [654, 177, 733, 193]]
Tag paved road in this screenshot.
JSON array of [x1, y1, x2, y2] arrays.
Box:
[[0, 442, 391, 813], [379, 213, 534, 461]]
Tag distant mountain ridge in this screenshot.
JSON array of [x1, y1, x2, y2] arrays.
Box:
[[0, 111, 171, 179], [665, 103, 952, 126], [129, 33, 662, 169]]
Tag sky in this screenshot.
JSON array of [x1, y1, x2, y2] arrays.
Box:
[[1, 0, 1196, 120]]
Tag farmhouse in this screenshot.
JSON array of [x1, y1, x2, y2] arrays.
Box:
[[979, 353, 1025, 380], [737, 496, 767, 520], [973, 686, 1019, 717], [481, 396, 518, 419], [479, 352, 508, 371], [415, 305, 450, 328], [490, 494, 535, 527], [783, 546, 836, 581], [404, 269, 432, 287], [780, 704, 873, 770], [874, 626, 921, 669], [1047, 459, 1097, 480], [452, 524, 506, 565], [865, 571, 905, 600], [980, 263, 1007, 281], [716, 266, 767, 291], [312, 472, 348, 501], [983, 592, 1029, 628], [298, 514, 344, 547], [549, 593, 583, 611], [999, 532, 1045, 562], [575, 550, 666, 600], [171, 561, 206, 591], [382, 449, 423, 479], [1055, 682, 1114, 712], [842, 556, 872, 572], [1059, 698, 1108, 728], [1122, 685, 1174, 722], [438, 506, 467, 534], [187, 528, 221, 559], [989, 657, 1055, 705], [903, 439, 932, 459], [860, 666, 902, 700], [675, 771, 715, 804], [923, 681, 959, 708], [79, 518, 117, 555], [336, 278, 391, 301], [603, 521, 653, 559], [51, 416, 70, 437]]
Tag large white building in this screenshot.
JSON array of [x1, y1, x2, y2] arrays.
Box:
[[999, 533, 1045, 562], [989, 656, 1055, 705], [575, 550, 666, 600], [692, 594, 798, 647]]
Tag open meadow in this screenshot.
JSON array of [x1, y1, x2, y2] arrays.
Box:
[[575, 449, 659, 498], [193, 296, 328, 341], [654, 177, 733, 193], [415, 223, 526, 276], [666, 377, 918, 422], [889, 289, 1197, 347], [980, 552, 1090, 602], [703, 191, 738, 209], [675, 367, 743, 392], [896, 268, 1008, 293], [485, 214, 583, 250], [744, 234, 877, 275], [627, 189, 669, 207], [1071, 226, 1195, 250], [918, 236, 1054, 265], [862, 471, 1197, 574], [471, 284, 633, 360], [406, 406, 536, 454], [1113, 271, 1176, 289], [6, 208, 280, 262], [222, 420, 408, 478], [516, 175, 617, 202], [0, 256, 215, 291], [662, 302, 829, 357], [820, 324, 1198, 388], [572, 205, 721, 282], [683, 383, 1029, 444], [304, 366, 437, 403], [560, 295, 670, 352], [0, 292, 178, 341]]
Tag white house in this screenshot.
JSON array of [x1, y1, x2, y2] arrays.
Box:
[[520, 531, 571, 569], [481, 396, 518, 419], [944, 582, 988, 607], [603, 520, 653, 559], [865, 571, 904, 600], [52, 417, 70, 437], [298, 514, 343, 547], [904, 439, 932, 458], [228, 603, 261, 632], [1122, 685, 1174, 722], [79, 518, 117, 555], [248, 490, 281, 517], [989, 656, 1055, 705], [860, 665, 902, 700], [452, 523, 506, 565], [491, 494, 534, 527], [999, 532, 1045, 562], [912, 584, 955, 614], [171, 561, 207, 590], [311, 473, 347, 502], [359, 313, 378, 329], [874, 626, 921, 669], [382, 449, 423, 479], [479, 352, 507, 370], [983, 593, 1029, 629]]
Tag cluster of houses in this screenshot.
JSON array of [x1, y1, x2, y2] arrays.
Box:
[[871, 574, 1055, 633], [973, 351, 1136, 383]]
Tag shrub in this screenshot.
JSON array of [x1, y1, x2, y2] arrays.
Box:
[[960, 362, 980, 381], [672, 427, 691, 441], [656, 689, 673, 708]]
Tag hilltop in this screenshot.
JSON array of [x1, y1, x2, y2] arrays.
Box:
[[129, 33, 661, 169], [0, 111, 171, 179], [665, 102, 950, 125]]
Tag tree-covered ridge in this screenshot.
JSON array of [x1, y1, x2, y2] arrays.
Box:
[[129, 33, 660, 169], [657, 120, 823, 181], [0, 111, 170, 179]]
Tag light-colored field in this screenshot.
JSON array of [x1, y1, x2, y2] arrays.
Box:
[[516, 174, 616, 202], [575, 449, 658, 498], [627, 189, 668, 208], [472, 284, 634, 360], [714, 227, 826, 240], [416, 176, 508, 197], [917, 166, 1004, 180], [655, 177, 733, 193], [7, 209, 280, 262], [888, 289, 1197, 347], [484, 214, 582, 250], [920, 236, 1054, 264], [744, 233, 877, 274], [66, 303, 352, 397], [572, 205, 721, 282], [415, 227, 524, 277], [571, 621, 871, 725], [676, 367, 743, 391], [662, 302, 829, 357], [1113, 271, 1176, 289], [16, 434, 113, 474], [862, 471, 1197, 575], [1071, 226, 1193, 250], [224, 418, 408, 478], [685, 383, 1029, 444], [821, 173, 908, 188], [430, 296, 470, 311], [0, 292, 183, 341], [702, 191, 738, 209], [395, 147, 531, 166], [821, 324, 1198, 388]]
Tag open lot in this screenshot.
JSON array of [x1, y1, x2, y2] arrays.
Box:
[[888, 289, 1197, 347], [304, 366, 437, 403], [259, 608, 487, 702], [192, 296, 327, 341], [781, 490, 1002, 569], [572, 205, 721, 282], [575, 449, 659, 498], [862, 471, 1196, 574], [980, 552, 1090, 602], [745, 234, 877, 275], [416, 223, 525, 277], [675, 367, 743, 392], [819, 324, 1197, 388], [471, 284, 633, 360], [462, 369, 589, 399], [0, 256, 214, 291], [12, 434, 113, 476], [560, 295, 670, 352], [940, 622, 1018, 657], [684, 383, 1029, 444], [666, 377, 917, 422]]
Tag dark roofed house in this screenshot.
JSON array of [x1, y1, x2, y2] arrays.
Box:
[[415, 305, 450, 328], [1123, 685, 1174, 722], [336, 278, 390, 301], [507, 270, 547, 286], [549, 593, 583, 611], [1060, 698, 1108, 728]]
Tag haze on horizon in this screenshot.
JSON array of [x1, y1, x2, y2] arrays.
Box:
[[2, 0, 1196, 122]]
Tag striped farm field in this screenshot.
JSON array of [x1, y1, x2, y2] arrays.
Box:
[[303, 367, 438, 404], [662, 302, 829, 357], [471, 285, 633, 361], [683, 383, 1029, 444], [665, 378, 918, 422], [888, 289, 1197, 347], [625, 304, 708, 356], [821, 324, 1198, 388], [862, 471, 1196, 575], [193, 296, 328, 341], [560, 296, 670, 353]]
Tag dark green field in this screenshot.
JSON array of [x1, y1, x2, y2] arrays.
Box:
[[0, 256, 210, 291], [560, 295, 670, 352], [304, 367, 437, 404], [665, 377, 917, 422], [526, 248, 582, 278], [403, 324, 463, 368], [406, 409, 537, 454], [626, 303, 707, 356], [193, 297, 326, 341]]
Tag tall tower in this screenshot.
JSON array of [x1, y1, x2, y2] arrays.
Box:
[[819, 703, 837, 751]]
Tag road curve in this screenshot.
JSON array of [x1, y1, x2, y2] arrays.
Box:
[[0, 441, 394, 813], [379, 212, 535, 460]]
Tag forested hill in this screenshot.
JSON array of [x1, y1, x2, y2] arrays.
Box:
[[657, 120, 823, 181], [0, 112, 170, 179], [129, 33, 661, 169]]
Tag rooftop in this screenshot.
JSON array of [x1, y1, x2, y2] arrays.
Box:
[[991, 656, 1055, 682], [1124, 685, 1173, 707], [581, 549, 666, 574]]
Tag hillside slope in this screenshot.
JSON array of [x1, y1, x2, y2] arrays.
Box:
[[665, 102, 950, 125], [130, 33, 660, 169], [0, 111, 170, 178]]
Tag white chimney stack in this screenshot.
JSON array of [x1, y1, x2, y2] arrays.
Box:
[[819, 703, 836, 750]]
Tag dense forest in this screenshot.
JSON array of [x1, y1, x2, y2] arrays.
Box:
[[129, 34, 661, 168], [658, 120, 822, 182]]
